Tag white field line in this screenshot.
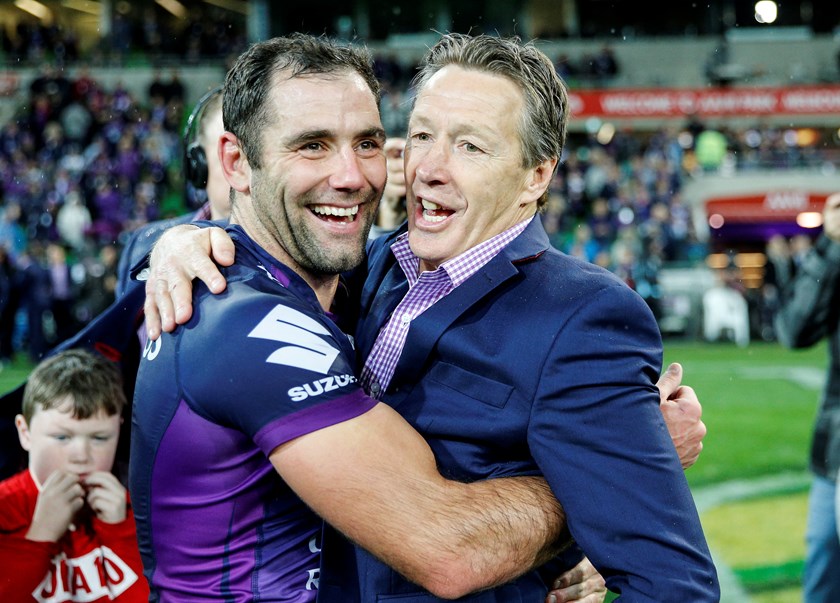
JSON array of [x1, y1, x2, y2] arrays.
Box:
[[694, 471, 812, 603]]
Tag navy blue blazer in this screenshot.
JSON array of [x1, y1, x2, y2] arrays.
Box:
[[319, 217, 719, 602]]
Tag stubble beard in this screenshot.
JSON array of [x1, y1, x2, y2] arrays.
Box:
[[281, 188, 377, 277]]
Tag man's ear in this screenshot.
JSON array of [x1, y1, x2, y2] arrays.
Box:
[[521, 157, 558, 207], [15, 414, 32, 452], [219, 132, 251, 195]]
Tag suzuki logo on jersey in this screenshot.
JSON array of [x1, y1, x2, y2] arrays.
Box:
[[32, 545, 138, 603], [248, 305, 340, 374], [288, 374, 357, 402]]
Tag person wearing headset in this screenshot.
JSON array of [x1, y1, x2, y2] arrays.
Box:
[[115, 86, 229, 297], [0, 87, 228, 483]]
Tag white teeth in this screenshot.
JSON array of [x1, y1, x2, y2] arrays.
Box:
[[421, 199, 447, 222], [311, 205, 359, 217]]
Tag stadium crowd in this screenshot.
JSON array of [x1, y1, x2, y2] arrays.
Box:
[[0, 57, 833, 364], [1, 6, 246, 67]]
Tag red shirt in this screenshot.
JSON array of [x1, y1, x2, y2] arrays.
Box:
[[0, 469, 149, 602]]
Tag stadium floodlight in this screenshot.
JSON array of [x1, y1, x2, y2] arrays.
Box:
[[754, 1, 778, 24], [797, 212, 823, 229], [203, 0, 249, 15], [13, 0, 51, 21], [155, 0, 187, 19], [61, 0, 101, 16]]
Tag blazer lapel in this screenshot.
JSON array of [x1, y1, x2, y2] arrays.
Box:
[[355, 229, 409, 364], [389, 218, 551, 392]]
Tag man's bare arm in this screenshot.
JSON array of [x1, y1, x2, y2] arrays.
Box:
[[271, 402, 565, 599]]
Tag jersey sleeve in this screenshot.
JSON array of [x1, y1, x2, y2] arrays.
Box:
[[177, 286, 376, 457]]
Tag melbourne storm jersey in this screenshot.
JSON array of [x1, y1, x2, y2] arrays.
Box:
[[130, 225, 376, 602]]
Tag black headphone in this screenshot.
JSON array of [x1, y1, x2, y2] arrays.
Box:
[[183, 85, 223, 190]]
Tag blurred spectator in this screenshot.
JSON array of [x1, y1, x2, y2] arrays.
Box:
[[554, 53, 579, 81], [380, 87, 411, 138], [835, 45, 840, 80], [765, 234, 794, 290], [590, 44, 620, 84], [694, 128, 729, 171], [55, 189, 92, 252], [148, 67, 168, 103], [45, 243, 77, 344], [59, 98, 93, 146], [703, 268, 750, 347], [0, 247, 16, 367], [759, 234, 794, 341], [791, 234, 815, 269], [775, 192, 840, 603], [16, 243, 50, 361], [76, 243, 119, 322], [164, 69, 186, 105], [89, 180, 126, 244], [0, 204, 27, 260]]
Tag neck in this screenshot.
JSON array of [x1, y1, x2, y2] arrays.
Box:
[[230, 207, 339, 313]]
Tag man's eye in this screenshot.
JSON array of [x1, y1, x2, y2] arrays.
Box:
[[358, 140, 381, 151], [411, 132, 430, 142], [464, 142, 481, 153], [303, 142, 324, 152]]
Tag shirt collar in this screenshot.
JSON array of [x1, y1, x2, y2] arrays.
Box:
[[390, 215, 534, 287]]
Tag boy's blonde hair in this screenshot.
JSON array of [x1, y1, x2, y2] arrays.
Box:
[[21, 350, 126, 424]]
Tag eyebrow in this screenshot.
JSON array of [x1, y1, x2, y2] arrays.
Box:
[[285, 127, 387, 148], [409, 116, 495, 145]]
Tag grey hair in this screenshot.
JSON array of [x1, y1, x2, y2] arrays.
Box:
[[412, 33, 569, 207]]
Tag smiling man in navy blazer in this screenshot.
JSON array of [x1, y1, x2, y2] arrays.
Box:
[[142, 33, 718, 602], [315, 34, 719, 602]]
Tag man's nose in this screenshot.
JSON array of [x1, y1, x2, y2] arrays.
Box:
[[329, 147, 366, 191], [414, 141, 450, 184]]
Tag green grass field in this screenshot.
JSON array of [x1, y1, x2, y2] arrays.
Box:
[[2, 339, 827, 601], [667, 339, 824, 602]]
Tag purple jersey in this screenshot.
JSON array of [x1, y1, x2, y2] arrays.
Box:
[[130, 225, 376, 602]]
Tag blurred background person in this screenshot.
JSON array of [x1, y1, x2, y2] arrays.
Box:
[[775, 192, 840, 603]]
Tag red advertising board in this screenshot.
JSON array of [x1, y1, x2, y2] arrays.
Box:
[[568, 86, 840, 119], [705, 190, 829, 223]]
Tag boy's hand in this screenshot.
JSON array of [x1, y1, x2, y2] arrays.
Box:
[[26, 470, 85, 542], [83, 472, 128, 524]]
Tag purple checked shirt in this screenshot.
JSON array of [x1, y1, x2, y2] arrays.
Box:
[[360, 216, 533, 398]]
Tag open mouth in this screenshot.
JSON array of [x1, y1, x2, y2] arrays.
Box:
[[420, 199, 454, 223], [310, 204, 359, 223]]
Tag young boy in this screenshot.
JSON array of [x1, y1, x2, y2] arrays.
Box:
[[0, 350, 148, 602]]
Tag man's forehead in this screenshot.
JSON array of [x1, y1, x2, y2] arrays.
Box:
[[410, 67, 523, 128], [271, 70, 375, 102], [271, 74, 379, 119]]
